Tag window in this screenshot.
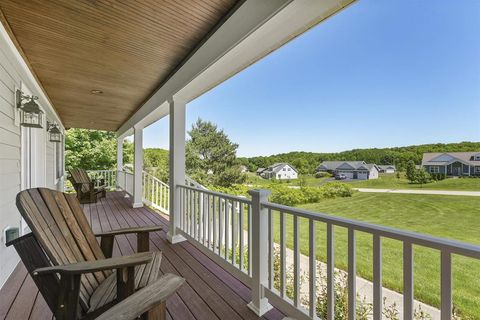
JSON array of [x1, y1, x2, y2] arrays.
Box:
[[475, 166, 480, 173], [429, 166, 439, 173], [283, 168, 286, 171], [277, 174, 281, 179], [55, 136, 64, 180], [287, 167, 291, 171]]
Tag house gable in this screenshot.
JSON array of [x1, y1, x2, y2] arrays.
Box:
[[430, 154, 456, 162], [337, 162, 356, 170]]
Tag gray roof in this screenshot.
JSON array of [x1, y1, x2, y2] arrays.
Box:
[[378, 165, 396, 170], [317, 161, 365, 171], [317, 161, 378, 172], [422, 152, 480, 166], [317, 161, 368, 170], [263, 163, 298, 174]]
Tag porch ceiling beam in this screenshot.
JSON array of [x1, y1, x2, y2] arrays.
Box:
[[116, 0, 292, 137]]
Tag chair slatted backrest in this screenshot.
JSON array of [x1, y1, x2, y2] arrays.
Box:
[[70, 168, 92, 193], [16, 188, 111, 311]]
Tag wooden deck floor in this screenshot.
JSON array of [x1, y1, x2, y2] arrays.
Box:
[[0, 191, 284, 320]]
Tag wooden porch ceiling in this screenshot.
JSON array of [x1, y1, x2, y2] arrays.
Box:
[[0, 0, 239, 131]]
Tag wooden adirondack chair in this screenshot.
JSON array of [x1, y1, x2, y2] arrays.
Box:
[[7, 188, 184, 320], [69, 168, 107, 204]]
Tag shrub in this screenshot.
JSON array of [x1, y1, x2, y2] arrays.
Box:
[[430, 173, 446, 181], [321, 182, 354, 198], [315, 171, 332, 178], [268, 183, 353, 206]]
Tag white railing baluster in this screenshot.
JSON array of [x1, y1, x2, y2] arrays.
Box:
[[348, 228, 356, 320], [268, 208, 273, 289], [219, 197, 224, 257], [203, 193, 207, 246], [280, 211, 286, 298], [225, 198, 230, 260], [373, 234, 382, 320], [309, 219, 316, 318], [327, 223, 334, 320], [293, 215, 300, 307], [441, 251, 452, 320], [248, 203, 252, 277], [239, 203, 245, 271], [190, 189, 194, 236], [404, 242, 414, 320], [213, 195, 217, 253], [232, 201, 237, 265]]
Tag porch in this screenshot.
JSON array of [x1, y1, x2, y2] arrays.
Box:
[[0, 191, 284, 320]]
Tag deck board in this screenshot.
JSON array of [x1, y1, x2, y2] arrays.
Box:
[[0, 191, 284, 320]]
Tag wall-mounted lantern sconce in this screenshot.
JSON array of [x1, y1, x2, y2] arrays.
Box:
[[16, 89, 44, 128], [47, 121, 62, 143]]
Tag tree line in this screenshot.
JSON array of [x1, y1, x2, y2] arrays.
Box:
[[65, 126, 479, 187], [238, 141, 480, 174]]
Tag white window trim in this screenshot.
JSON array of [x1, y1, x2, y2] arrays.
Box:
[[429, 166, 440, 173]]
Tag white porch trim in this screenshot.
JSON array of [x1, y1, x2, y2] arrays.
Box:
[[132, 125, 144, 208], [166, 97, 187, 244]]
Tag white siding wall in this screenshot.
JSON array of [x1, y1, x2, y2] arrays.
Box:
[[276, 164, 298, 180], [369, 167, 379, 179], [0, 28, 64, 287]]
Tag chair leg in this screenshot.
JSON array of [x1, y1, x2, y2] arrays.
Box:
[[141, 301, 166, 320]]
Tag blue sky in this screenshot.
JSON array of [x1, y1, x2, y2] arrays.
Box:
[[144, 0, 480, 157]]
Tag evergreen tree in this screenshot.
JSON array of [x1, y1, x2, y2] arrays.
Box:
[[186, 119, 245, 187], [405, 160, 417, 182]]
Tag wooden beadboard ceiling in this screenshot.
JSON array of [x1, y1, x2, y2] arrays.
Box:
[[0, 0, 239, 131]]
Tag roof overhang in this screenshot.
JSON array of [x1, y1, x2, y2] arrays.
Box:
[[117, 0, 357, 137]]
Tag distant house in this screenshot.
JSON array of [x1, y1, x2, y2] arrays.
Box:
[[239, 165, 248, 173], [316, 161, 379, 180], [422, 152, 480, 176], [378, 165, 396, 174], [257, 163, 298, 180]]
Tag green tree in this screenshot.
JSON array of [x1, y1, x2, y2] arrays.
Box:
[[186, 118, 246, 187], [65, 129, 117, 170], [414, 169, 431, 187], [405, 160, 417, 182], [66, 129, 134, 172]]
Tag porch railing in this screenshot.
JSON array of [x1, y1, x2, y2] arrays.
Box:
[[143, 171, 169, 213], [177, 184, 253, 284], [117, 169, 169, 214], [117, 170, 134, 196], [87, 170, 117, 189], [175, 183, 480, 320]]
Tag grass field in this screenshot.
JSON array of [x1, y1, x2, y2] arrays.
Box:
[[270, 192, 480, 318], [350, 173, 480, 191]]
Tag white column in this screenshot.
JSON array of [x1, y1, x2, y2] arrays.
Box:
[[116, 138, 123, 190], [132, 126, 144, 208], [167, 97, 187, 244], [248, 189, 272, 316]]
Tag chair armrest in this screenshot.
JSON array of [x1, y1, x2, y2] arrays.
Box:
[[96, 226, 162, 257], [95, 226, 162, 237], [33, 252, 153, 275], [96, 273, 185, 320]]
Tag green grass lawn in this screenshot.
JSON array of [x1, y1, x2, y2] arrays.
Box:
[[350, 173, 480, 191], [270, 193, 480, 318]]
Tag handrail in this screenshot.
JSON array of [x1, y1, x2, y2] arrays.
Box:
[[143, 171, 169, 188], [263, 201, 480, 259], [179, 184, 251, 204]]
